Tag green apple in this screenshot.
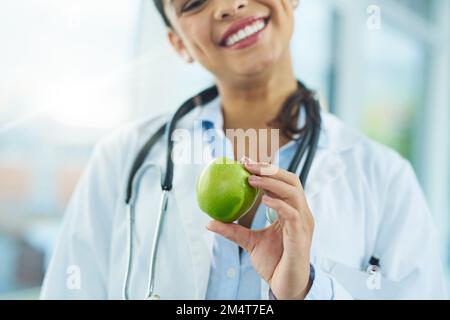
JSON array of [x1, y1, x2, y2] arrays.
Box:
[[196, 157, 259, 223]]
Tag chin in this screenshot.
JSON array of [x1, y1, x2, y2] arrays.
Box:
[[233, 54, 277, 76]]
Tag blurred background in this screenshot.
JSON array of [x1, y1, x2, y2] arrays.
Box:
[[0, 0, 449, 299]]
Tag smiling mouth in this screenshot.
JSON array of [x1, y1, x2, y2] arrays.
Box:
[[220, 16, 270, 48]]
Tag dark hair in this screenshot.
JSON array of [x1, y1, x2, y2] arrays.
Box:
[[152, 0, 320, 140], [154, 0, 172, 27], [268, 81, 321, 140]]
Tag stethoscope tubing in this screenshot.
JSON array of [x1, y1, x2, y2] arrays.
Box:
[[122, 83, 320, 299], [123, 163, 164, 299]]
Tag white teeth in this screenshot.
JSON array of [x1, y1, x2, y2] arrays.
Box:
[[224, 19, 267, 47]]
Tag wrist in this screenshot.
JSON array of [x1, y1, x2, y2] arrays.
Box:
[[292, 264, 314, 299], [270, 263, 315, 300]]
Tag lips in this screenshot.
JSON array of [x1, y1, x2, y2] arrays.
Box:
[[219, 15, 270, 47]]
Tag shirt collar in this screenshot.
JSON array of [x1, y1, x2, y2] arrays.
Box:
[[195, 95, 306, 140], [193, 94, 357, 153], [195, 95, 223, 132]]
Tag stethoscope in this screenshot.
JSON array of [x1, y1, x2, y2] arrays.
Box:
[[122, 81, 322, 300]]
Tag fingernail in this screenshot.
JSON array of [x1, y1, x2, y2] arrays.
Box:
[[245, 161, 257, 167], [244, 156, 258, 164], [248, 175, 261, 182]]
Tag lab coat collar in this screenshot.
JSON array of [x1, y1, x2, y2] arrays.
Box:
[[171, 95, 358, 299], [194, 95, 359, 154]]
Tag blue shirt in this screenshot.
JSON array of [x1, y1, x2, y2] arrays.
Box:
[[198, 99, 305, 300]]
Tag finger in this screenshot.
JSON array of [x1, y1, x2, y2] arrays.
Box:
[[242, 158, 301, 188], [248, 175, 301, 207], [263, 189, 278, 198], [207, 220, 255, 253], [262, 194, 314, 234], [261, 194, 302, 236]]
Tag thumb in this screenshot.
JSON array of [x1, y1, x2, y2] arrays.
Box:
[[207, 220, 255, 253]]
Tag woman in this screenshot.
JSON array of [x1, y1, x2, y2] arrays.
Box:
[[41, 0, 447, 299]]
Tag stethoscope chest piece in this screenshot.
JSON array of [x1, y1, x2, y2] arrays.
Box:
[[265, 207, 278, 224]]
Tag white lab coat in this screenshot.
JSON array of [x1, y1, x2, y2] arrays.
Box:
[[41, 96, 448, 300]]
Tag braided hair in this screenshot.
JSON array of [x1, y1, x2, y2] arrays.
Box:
[[152, 0, 321, 140]]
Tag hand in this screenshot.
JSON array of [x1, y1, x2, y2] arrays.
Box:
[[207, 158, 315, 300]]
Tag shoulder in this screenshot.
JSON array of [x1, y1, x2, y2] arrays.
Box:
[[99, 113, 169, 150], [321, 111, 430, 223], [101, 112, 169, 148], [321, 111, 410, 175], [89, 113, 170, 176], [321, 111, 418, 210]]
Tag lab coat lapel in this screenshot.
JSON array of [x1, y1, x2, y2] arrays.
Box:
[[171, 108, 215, 300], [171, 107, 354, 300], [304, 148, 346, 199], [260, 112, 351, 299], [259, 149, 346, 299], [303, 111, 351, 199], [269, 112, 352, 234]]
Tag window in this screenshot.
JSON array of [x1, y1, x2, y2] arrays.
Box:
[[0, 0, 141, 297], [360, 22, 427, 162], [0, 0, 448, 298]]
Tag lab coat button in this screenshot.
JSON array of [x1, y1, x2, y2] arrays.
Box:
[[226, 267, 236, 279]]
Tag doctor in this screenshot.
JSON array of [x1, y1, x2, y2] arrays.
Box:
[[41, 0, 447, 299]]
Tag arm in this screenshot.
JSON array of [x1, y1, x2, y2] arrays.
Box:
[[268, 264, 354, 300], [372, 160, 447, 299], [209, 157, 448, 300], [302, 160, 447, 300], [40, 139, 120, 299]]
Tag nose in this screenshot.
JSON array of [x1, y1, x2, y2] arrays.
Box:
[[214, 0, 248, 20]]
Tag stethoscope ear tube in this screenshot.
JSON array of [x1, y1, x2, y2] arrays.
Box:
[[125, 86, 219, 202], [123, 82, 321, 299], [123, 85, 219, 299], [265, 117, 319, 224], [266, 109, 320, 224], [287, 81, 319, 181], [122, 190, 169, 300], [125, 124, 166, 204], [162, 104, 196, 191], [123, 162, 165, 300], [268, 86, 322, 223], [145, 189, 169, 300], [299, 100, 321, 185], [122, 204, 133, 300], [287, 123, 312, 176], [162, 86, 219, 191]]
